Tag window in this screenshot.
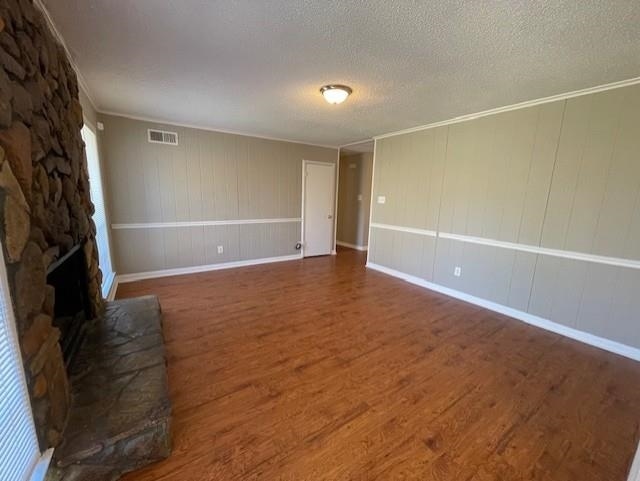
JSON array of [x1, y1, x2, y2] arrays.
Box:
[[0, 248, 42, 480], [81, 124, 114, 298]]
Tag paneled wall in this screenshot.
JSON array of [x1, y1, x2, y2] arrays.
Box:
[[337, 152, 373, 248], [99, 114, 337, 275], [369, 83, 640, 351]]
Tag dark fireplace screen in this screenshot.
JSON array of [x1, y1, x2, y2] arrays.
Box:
[[46, 243, 92, 370]]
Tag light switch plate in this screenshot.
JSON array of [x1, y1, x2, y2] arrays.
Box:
[[357, 194, 363, 201], [377, 196, 386, 204], [217, 245, 224, 254]]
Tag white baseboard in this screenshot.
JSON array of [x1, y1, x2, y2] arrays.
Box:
[[366, 262, 640, 362], [106, 275, 119, 301], [336, 241, 368, 251], [29, 448, 53, 481], [117, 254, 303, 283]]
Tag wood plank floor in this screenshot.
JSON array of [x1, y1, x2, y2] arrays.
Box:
[[117, 248, 640, 481]]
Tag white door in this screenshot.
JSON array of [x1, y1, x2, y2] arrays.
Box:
[[303, 162, 335, 257]]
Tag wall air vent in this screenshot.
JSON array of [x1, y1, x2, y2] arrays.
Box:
[[147, 129, 178, 146]]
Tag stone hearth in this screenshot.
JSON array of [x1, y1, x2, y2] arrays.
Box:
[[46, 295, 172, 481]]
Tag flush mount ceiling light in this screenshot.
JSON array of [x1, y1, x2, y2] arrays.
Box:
[[320, 84, 352, 104]]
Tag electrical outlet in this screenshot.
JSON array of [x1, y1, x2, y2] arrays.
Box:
[[454, 266, 462, 277], [217, 245, 224, 254], [377, 195, 386, 204], [357, 194, 363, 201]]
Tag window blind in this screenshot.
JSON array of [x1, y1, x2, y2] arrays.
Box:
[[81, 125, 114, 298], [0, 246, 41, 481]]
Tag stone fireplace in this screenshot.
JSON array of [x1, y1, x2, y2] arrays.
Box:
[[0, 4, 172, 480], [0, 0, 103, 449]]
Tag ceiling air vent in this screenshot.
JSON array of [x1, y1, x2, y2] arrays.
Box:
[[148, 129, 178, 146]]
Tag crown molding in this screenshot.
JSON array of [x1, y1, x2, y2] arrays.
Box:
[[34, 1, 339, 150], [339, 138, 374, 149], [30, 2, 640, 151], [98, 110, 339, 150], [374, 77, 640, 140], [33, 0, 100, 112]]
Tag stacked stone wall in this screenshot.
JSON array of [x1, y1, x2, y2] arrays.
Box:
[[0, 0, 103, 448]]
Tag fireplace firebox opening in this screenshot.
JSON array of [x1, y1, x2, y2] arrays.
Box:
[[46, 241, 93, 371]]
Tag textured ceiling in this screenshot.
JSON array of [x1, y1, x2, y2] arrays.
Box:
[[43, 0, 640, 147], [341, 141, 374, 155]]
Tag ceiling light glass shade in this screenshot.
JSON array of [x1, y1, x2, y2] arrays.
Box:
[[320, 85, 352, 104]]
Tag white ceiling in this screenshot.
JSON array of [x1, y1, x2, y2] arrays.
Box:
[[43, 0, 640, 147]]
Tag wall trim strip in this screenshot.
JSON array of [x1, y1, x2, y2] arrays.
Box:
[[440, 232, 640, 270], [117, 253, 303, 283], [374, 77, 640, 140], [370, 223, 437, 237], [111, 218, 302, 230], [369, 223, 640, 270], [366, 262, 640, 362], [336, 241, 368, 251]]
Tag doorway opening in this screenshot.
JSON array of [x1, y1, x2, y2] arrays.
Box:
[[336, 141, 374, 258]]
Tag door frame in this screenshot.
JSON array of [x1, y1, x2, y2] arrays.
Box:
[[301, 159, 336, 258], [629, 441, 640, 481], [333, 150, 340, 255]]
